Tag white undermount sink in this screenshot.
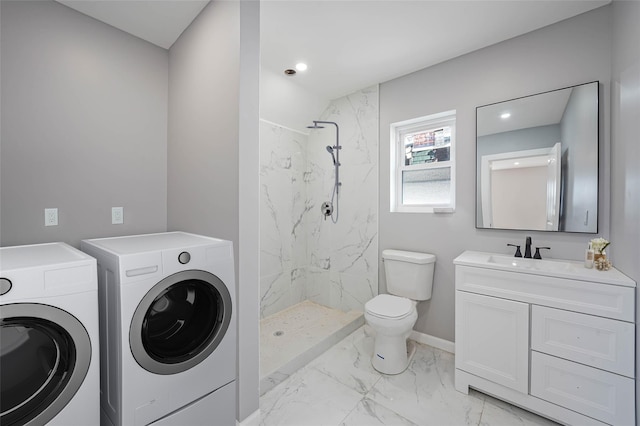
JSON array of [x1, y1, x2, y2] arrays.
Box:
[[487, 254, 576, 273]]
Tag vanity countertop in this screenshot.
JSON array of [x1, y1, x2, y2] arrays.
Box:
[[454, 251, 636, 288]]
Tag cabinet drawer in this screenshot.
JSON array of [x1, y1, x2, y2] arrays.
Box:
[[531, 305, 634, 377], [455, 266, 634, 321], [531, 352, 635, 425]]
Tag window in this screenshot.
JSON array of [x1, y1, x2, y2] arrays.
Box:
[[390, 110, 456, 212]]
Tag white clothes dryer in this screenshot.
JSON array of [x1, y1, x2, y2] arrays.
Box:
[[81, 232, 236, 426], [0, 243, 99, 426]]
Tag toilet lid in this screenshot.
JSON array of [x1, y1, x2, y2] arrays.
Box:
[[365, 294, 413, 319]]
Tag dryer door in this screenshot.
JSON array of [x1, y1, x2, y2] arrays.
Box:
[[129, 270, 232, 375], [0, 303, 91, 426]]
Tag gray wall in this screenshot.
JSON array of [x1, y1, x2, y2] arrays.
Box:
[[166, 1, 260, 420], [610, 0, 640, 420], [0, 0, 169, 247], [379, 6, 612, 343], [167, 1, 239, 245], [238, 0, 261, 420]]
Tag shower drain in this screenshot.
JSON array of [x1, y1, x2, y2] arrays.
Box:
[[273, 330, 284, 337]]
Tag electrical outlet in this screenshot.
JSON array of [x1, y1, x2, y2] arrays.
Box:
[[112, 207, 124, 225], [44, 208, 58, 226]]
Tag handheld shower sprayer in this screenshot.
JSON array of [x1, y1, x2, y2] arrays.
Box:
[[326, 146, 337, 165], [307, 120, 341, 223]]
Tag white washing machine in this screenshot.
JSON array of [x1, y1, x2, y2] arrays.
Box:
[[0, 242, 100, 426], [80, 232, 236, 426]]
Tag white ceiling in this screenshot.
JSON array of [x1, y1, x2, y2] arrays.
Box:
[[261, 0, 609, 100], [55, 0, 209, 49], [55, 0, 610, 100]]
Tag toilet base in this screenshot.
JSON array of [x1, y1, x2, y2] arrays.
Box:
[[371, 336, 417, 375]]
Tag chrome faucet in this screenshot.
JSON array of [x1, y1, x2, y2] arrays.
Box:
[[524, 236, 532, 258]]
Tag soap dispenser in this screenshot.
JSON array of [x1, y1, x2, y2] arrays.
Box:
[[585, 242, 594, 268]]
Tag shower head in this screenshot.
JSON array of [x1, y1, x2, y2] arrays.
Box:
[[326, 145, 334, 153], [307, 121, 325, 129]]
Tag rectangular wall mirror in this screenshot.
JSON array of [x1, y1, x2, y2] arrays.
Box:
[[476, 81, 599, 233]]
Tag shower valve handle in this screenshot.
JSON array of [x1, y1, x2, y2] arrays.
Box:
[[321, 201, 333, 219]]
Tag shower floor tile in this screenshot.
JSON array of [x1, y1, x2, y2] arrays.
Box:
[[260, 300, 363, 387]]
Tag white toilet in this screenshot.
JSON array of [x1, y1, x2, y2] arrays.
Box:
[[365, 249, 435, 374]]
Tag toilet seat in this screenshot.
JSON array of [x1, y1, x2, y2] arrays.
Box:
[[365, 294, 413, 320]]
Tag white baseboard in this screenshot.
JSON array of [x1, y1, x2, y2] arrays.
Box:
[[236, 409, 260, 426], [409, 330, 455, 354]]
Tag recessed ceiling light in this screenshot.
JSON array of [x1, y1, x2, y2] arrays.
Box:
[[295, 63, 308, 72], [501, 112, 511, 119]]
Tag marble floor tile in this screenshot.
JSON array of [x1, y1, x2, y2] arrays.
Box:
[[307, 328, 381, 395], [257, 326, 560, 426], [259, 367, 363, 426], [479, 394, 560, 426], [339, 398, 418, 426], [367, 344, 485, 426]]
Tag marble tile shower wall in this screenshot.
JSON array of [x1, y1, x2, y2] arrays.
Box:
[[305, 86, 379, 312], [259, 85, 379, 318], [260, 122, 309, 318]]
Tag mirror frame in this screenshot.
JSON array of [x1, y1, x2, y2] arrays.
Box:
[[475, 81, 599, 234]]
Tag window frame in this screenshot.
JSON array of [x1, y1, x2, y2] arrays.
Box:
[[390, 110, 456, 213]]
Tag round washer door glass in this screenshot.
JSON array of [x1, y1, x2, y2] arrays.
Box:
[[0, 304, 91, 426], [130, 270, 232, 375]]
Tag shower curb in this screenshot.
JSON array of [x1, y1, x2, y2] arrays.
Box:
[[259, 313, 364, 396]]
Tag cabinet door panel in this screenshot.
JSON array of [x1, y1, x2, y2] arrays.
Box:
[[455, 291, 529, 393], [531, 305, 635, 377]]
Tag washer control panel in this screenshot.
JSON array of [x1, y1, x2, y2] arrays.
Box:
[[0, 278, 12, 295], [178, 251, 191, 265]]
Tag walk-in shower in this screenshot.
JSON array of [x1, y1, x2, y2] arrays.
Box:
[[307, 120, 341, 223], [259, 88, 378, 396]]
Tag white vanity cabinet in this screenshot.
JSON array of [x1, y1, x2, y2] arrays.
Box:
[[453, 251, 636, 426]]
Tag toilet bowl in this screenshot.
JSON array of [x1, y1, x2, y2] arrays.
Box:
[[365, 294, 418, 374], [366, 249, 435, 375]]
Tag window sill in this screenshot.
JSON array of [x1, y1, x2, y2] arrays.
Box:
[[391, 206, 455, 214]]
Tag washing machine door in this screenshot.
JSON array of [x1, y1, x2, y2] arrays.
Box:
[[129, 270, 232, 375], [0, 303, 92, 426]]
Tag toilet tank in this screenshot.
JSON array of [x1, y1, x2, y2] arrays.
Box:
[[382, 249, 436, 301]]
